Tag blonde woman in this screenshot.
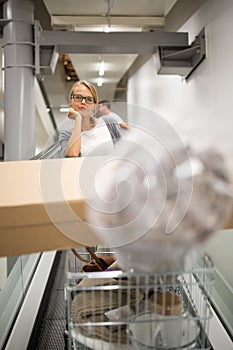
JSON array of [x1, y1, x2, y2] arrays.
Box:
[[59, 80, 122, 157]]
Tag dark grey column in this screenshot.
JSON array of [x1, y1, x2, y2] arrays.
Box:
[[3, 0, 35, 160]]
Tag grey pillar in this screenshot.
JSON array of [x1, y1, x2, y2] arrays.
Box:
[[3, 0, 35, 161]]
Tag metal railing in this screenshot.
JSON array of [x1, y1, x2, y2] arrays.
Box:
[[31, 140, 62, 160]]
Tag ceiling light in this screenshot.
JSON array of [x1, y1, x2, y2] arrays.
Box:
[[103, 0, 114, 33], [97, 77, 103, 87], [59, 107, 69, 113], [103, 25, 111, 33]]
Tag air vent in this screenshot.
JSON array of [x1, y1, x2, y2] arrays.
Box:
[[154, 28, 206, 80]]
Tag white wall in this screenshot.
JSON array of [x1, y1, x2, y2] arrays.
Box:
[[127, 0, 233, 330], [128, 0, 233, 170]]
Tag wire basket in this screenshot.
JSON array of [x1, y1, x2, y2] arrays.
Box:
[[65, 249, 214, 350]]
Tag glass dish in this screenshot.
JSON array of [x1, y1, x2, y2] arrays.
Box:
[[127, 311, 200, 349]]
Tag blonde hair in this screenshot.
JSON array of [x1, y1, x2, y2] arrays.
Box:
[[69, 80, 98, 105]]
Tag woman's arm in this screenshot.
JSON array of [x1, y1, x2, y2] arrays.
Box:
[[60, 108, 82, 158], [65, 108, 82, 157]]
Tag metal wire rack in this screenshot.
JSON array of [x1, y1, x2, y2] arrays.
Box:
[[65, 249, 214, 350]]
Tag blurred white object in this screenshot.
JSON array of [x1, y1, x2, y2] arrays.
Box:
[[127, 311, 199, 349], [86, 129, 233, 272]]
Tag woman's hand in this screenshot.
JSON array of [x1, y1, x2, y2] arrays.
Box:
[[68, 107, 82, 120], [65, 107, 82, 157]]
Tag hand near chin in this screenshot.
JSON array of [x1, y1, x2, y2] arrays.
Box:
[[68, 107, 82, 120]]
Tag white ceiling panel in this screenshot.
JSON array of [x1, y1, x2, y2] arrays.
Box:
[[44, 0, 177, 17], [69, 53, 137, 101]]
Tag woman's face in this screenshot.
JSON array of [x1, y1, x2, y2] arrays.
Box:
[[70, 83, 96, 116]]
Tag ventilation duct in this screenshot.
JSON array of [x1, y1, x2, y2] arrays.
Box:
[[153, 28, 206, 80]]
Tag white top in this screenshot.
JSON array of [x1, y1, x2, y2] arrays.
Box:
[[59, 117, 114, 157], [81, 118, 114, 156]]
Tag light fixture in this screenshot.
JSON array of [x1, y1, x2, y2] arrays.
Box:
[[59, 106, 69, 113], [97, 77, 103, 87], [103, 0, 115, 33], [103, 25, 111, 33], [98, 55, 105, 76]]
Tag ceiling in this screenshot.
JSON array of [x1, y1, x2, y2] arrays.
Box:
[[44, 0, 177, 88], [36, 0, 206, 130], [38, 0, 176, 123]]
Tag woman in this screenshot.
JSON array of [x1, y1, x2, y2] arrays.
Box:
[[59, 80, 122, 157]]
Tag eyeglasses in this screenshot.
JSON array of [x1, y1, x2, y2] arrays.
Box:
[[71, 94, 95, 104]]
